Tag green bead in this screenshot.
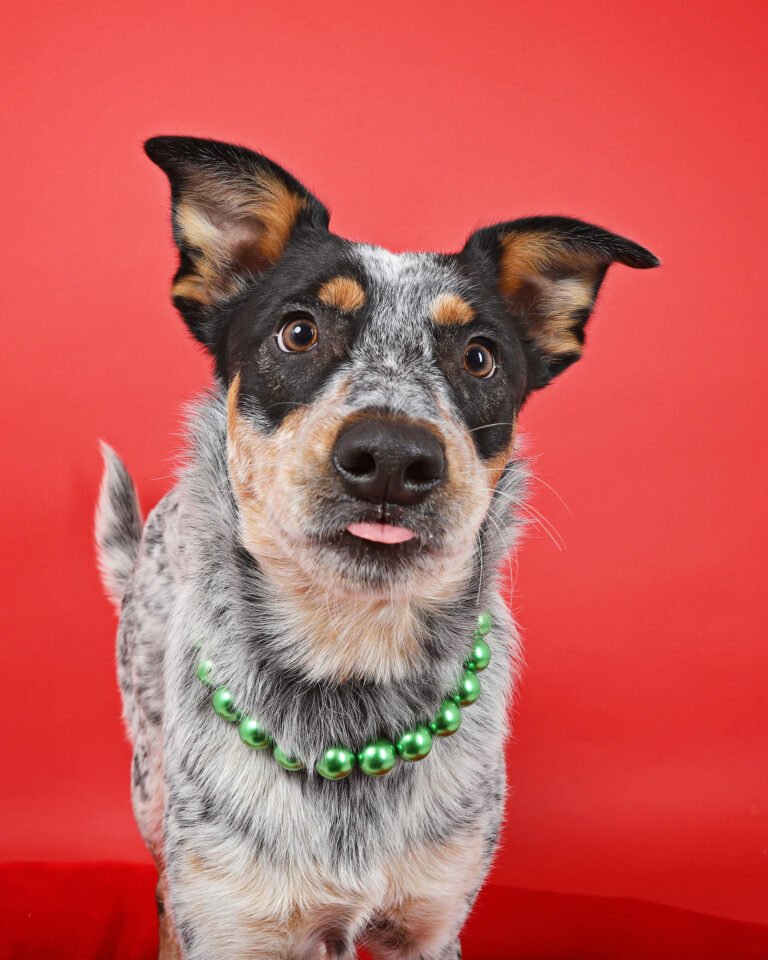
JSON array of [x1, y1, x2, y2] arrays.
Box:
[[211, 686, 240, 722], [238, 716, 270, 750], [273, 744, 304, 771], [430, 699, 462, 737], [476, 610, 493, 636], [455, 669, 481, 706], [470, 637, 491, 672], [395, 725, 433, 762], [357, 738, 397, 776], [316, 746, 356, 780], [196, 659, 214, 686]]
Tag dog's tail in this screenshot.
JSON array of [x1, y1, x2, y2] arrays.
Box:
[[95, 442, 143, 607]]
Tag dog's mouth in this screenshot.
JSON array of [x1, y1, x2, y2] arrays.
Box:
[[264, 497, 471, 593], [323, 516, 428, 555], [345, 522, 416, 544], [323, 523, 430, 582], [308, 502, 438, 569]]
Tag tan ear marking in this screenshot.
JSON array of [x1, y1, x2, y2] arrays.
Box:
[[317, 276, 366, 313], [498, 229, 607, 294], [248, 176, 308, 265], [430, 292, 475, 326], [497, 230, 557, 297], [173, 173, 308, 306], [497, 231, 602, 359]]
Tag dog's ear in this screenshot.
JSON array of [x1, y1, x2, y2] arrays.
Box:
[[461, 216, 659, 389], [144, 136, 330, 349]]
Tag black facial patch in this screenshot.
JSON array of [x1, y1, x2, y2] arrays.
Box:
[[222, 231, 368, 429], [220, 235, 531, 467], [430, 259, 532, 461]]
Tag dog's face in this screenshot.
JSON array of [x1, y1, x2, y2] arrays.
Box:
[[223, 240, 526, 596], [146, 137, 657, 598]]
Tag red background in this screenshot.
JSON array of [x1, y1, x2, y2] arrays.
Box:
[[1, 0, 766, 933]]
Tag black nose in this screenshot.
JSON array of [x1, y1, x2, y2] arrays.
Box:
[[333, 419, 446, 506]]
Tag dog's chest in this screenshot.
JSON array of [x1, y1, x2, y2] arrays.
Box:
[[162, 628, 506, 858], [161, 678, 505, 941]]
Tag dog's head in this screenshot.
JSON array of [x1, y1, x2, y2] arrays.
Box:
[[146, 136, 658, 599]]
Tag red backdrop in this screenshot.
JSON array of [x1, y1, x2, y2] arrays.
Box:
[[1, 0, 766, 929]]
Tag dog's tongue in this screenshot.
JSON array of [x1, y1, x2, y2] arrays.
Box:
[[346, 522, 416, 544]]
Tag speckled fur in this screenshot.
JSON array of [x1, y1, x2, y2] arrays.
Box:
[[96, 136, 657, 959], [99, 385, 523, 959]]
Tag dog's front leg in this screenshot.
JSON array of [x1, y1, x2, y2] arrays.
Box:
[[365, 906, 464, 960], [164, 831, 367, 960], [364, 851, 485, 960], [167, 900, 359, 960], [364, 800, 502, 960]]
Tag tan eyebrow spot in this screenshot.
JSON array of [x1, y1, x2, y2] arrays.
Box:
[[430, 292, 475, 326], [317, 276, 366, 313]]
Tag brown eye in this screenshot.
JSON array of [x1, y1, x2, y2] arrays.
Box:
[[463, 340, 496, 378], [277, 314, 319, 353]]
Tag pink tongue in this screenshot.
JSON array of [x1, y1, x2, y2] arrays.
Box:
[[346, 522, 416, 544]]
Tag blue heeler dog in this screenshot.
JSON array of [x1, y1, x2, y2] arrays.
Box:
[[95, 136, 658, 959]]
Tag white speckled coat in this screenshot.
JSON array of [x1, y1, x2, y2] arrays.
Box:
[[99, 397, 524, 959], [95, 135, 657, 959]]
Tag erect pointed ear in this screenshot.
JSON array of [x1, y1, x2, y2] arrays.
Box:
[[461, 216, 659, 389], [144, 136, 330, 349]]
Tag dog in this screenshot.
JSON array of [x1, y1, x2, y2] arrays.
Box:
[[95, 136, 658, 959]]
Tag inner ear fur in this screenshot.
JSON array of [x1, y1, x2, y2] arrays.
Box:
[[462, 216, 659, 388], [144, 136, 330, 349]]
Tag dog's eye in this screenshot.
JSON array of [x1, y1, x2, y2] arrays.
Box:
[[277, 314, 319, 353], [463, 340, 496, 378]]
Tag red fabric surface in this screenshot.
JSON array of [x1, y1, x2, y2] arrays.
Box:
[[3, 863, 768, 960], [1, 0, 766, 932]]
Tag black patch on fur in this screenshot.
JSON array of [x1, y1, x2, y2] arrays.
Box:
[[222, 232, 368, 424], [131, 744, 150, 800], [432, 256, 532, 460]]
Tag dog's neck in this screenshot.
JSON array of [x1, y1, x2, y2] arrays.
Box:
[[250, 548, 476, 684]]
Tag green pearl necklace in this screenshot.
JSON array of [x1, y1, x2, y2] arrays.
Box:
[[196, 610, 493, 780]]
